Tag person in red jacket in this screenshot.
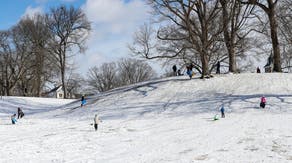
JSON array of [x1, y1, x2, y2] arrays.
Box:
[[260, 96, 266, 108]]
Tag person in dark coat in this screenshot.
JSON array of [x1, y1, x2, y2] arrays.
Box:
[[177, 69, 182, 76], [17, 107, 24, 119], [256, 67, 261, 73], [216, 61, 220, 74], [220, 105, 225, 118], [172, 65, 177, 76]]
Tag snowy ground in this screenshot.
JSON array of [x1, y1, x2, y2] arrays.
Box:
[[1, 73, 292, 162]]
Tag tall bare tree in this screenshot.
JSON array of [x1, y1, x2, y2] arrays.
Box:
[[15, 14, 55, 96], [220, 0, 254, 72], [0, 29, 31, 96], [132, 0, 223, 78], [0, 31, 14, 95], [239, 0, 282, 72], [46, 5, 91, 98], [278, 0, 292, 71]]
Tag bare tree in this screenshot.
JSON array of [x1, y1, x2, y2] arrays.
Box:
[[14, 15, 56, 96], [118, 58, 157, 85], [0, 31, 13, 95], [87, 59, 157, 92], [87, 62, 118, 92], [220, 0, 254, 72], [46, 5, 91, 98], [66, 72, 85, 98], [239, 0, 282, 72], [0, 29, 31, 96], [278, 0, 292, 71], [131, 0, 223, 78]]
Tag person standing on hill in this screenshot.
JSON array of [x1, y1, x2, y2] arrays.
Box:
[[172, 65, 177, 76], [81, 95, 86, 107], [17, 107, 24, 119], [260, 96, 266, 108], [186, 64, 194, 79], [220, 105, 225, 118], [257, 67, 261, 73], [216, 61, 220, 74], [94, 114, 101, 131]]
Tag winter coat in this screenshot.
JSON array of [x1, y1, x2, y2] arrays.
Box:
[[11, 115, 17, 123], [187, 69, 192, 76], [220, 106, 225, 113], [261, 97, 266, 103], [18, 109, 24, 116]]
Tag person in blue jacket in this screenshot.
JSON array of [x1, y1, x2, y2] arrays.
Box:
[[81, 95, 86, 107], [220, 105, 225, 118], [11, 114, 17, 124]]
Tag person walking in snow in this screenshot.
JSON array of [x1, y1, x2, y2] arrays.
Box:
[[260, 96, 266, 108], [186, 64, 194, 79], [17, 107, 24, 119], [220, 105, 225, 118], [81, 95, 86, 107], [94, 114, 101, 131], [11, 114, 17, 124]]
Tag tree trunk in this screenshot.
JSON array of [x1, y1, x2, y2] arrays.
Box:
[[268, 10, 282, 72], [228, 45, 236, 72], [62, 46, 67, 99], [221, 0, 237, 72], [5, 81, 10, 96], [61, 67, 66, 99], [201, 52, 209, 78]]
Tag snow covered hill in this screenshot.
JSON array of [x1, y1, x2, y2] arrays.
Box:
[[1, 73, 292, 162]]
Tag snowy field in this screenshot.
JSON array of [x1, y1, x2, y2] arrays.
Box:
[[1, 73, 292, 162]]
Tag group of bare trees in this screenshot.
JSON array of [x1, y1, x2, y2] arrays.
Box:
[[130, 0, 292, 78], [1, 1, 291, 97], [87, 58, 157, 92], [0, 5, 90, 97]]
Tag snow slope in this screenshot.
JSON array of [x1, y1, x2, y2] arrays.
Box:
[[1, 73, 292, 162]]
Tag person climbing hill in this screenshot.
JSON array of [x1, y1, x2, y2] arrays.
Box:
[[94, 114, 101, 131]]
